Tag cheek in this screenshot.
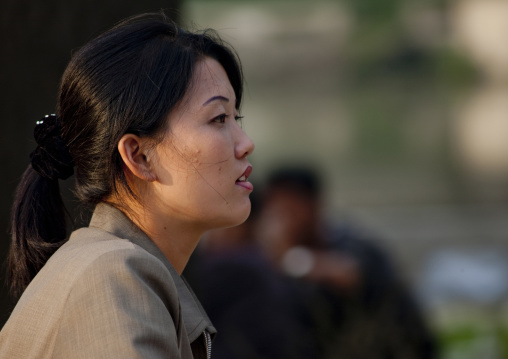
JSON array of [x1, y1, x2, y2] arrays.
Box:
[[214, 165, 231, 187], [166, 132, 234, 189], [173, 135, 200, 162], [164, 138, 203, 174], [186, 148, 202, 165], [194, 137, 232, 169]]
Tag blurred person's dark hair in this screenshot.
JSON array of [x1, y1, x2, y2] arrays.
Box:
[[265, 166, 322, 199]]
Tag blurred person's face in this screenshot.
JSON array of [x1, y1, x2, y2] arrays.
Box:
[[267, 189, 316, 235], [256, 188, 319, 260]]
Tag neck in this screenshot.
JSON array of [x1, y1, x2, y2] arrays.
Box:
[[140, 215, 203, 274], [108, 196, 204, 275]]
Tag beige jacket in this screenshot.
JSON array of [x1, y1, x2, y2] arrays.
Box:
[[0, 203, 215, 358]]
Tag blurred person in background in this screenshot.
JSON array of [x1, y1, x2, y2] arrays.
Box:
[[185, 193, 320, 359], [187, 166, 437, 359], [256, 166, 438, 359]]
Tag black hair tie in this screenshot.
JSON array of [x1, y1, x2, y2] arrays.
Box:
[[30, 114, 75, 181]]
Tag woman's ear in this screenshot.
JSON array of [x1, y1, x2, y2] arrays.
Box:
[[117, 134, 157, 182]]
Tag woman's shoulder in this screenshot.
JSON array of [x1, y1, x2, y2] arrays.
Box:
[[0, 227, 183, 359], [47, 226, 174, 288], [56, 226, 151, 262], [14, 225, 177, 312], [4, 225, 180, 328]]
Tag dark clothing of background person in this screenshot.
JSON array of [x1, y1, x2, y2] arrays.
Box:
[[185, 225, 437, 359], [305, 224, 438, 359], [185, 245, 321, 359]]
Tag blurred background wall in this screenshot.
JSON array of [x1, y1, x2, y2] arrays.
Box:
[[2, 0, 508, 357], [182, 1, 508, 357]]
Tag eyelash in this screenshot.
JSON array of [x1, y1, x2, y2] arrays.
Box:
[[213, 114, 244, 124]]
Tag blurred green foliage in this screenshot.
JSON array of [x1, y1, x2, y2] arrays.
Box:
[[437, 323, 508, 359], [345, 0, 401, 22], [341, 0, 477, 86], [336, 0, 478, 164]]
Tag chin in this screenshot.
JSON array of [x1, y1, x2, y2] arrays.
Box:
[[214, 201, 251, 229]]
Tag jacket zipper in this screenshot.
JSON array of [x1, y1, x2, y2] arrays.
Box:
[[203, 330, 212, 359]]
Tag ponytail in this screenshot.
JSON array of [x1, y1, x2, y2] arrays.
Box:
[[8, 115, 74, 297]]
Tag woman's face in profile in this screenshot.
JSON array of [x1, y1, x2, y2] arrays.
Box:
[[149, 57, 255, 230]]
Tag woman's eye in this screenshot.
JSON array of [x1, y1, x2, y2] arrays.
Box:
[[213, 114, 227, 123], [211, 114, 244, 125]]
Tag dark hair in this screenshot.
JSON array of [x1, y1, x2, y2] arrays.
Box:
[[9, 13, 244, 297], [265, 167, 322, 199]]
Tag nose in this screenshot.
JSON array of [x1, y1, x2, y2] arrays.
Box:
[[235, 124, 255, 159]]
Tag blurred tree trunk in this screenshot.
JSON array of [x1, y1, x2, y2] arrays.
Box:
[[0, 0, 183, 327]]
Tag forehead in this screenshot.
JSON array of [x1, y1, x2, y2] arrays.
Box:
[[186, 57, 235, 107]]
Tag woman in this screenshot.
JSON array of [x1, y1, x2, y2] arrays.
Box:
[[0, 12, 254, 359]]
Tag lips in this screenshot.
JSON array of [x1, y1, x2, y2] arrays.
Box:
[[236, 165, 254, 191]]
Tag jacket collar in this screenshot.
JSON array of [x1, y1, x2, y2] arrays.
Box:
[[89, 203, 216, 342]]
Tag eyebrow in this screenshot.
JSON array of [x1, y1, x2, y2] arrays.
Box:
[[203, 95, 230, 106]]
